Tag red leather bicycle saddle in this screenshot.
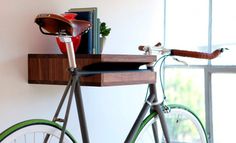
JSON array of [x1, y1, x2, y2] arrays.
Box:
[[35, 13, 91, 36]]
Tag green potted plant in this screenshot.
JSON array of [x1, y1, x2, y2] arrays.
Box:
[[100, 22, 111, 52], [100, 22, 111, 37]]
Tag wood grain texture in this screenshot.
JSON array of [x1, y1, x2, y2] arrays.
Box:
[[28, 54, 156, 86]]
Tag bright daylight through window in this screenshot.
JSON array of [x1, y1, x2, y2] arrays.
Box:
[[163, 0, 236, 143]]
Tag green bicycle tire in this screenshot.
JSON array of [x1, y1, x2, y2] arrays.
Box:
[[0, 119, 77, 143], [132, 104, 208, 143]]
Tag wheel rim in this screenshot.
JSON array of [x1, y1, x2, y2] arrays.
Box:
[[164, 108, 206, 143], [135, 108, 207, 143], [0, 120, 75, 143]]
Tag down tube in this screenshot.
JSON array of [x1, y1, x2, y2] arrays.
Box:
[[124, 84, 156, 143]]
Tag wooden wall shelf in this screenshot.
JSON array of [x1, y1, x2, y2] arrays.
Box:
[[28, 54, 157, 86]]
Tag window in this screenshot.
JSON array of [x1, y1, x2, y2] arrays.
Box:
[[164, 0, 209, 65], [163, 0, 236, 142], [165, 68, 205, 125]]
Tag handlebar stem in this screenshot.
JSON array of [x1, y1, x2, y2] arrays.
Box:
[[140, 45, 171, 56]]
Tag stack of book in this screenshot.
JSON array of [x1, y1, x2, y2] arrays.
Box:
[[68, 7, 101, 54]]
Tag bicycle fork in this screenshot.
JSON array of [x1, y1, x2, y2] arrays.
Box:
[[125, 67, 171, 143]]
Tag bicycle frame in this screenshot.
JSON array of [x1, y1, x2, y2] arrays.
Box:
[[52, 36, 171, 143]]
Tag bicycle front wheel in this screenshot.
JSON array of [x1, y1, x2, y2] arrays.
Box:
[[0, 119, 76, 143], [134, 104, 207, 143]]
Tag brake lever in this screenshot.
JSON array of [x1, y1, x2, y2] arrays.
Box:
[[172, 57, 188, 66]]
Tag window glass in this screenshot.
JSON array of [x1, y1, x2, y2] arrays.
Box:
[[212, 73, 236, 142], [212, 0, 236, 65], [164, 68, 205, 125], [165, 0, 209, 65]]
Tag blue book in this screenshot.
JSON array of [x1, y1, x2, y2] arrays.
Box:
[[68, 11, 93, 54], [97, 18, 101, 53], [69, 7, 98, 54]]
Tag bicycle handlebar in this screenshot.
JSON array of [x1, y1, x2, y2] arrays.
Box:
[[170, 48, 224, 60], [138, 42, 225, 60]]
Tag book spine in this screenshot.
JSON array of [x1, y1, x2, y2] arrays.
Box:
[[68, 8, 98, 54], [97, 18, 101, 54]]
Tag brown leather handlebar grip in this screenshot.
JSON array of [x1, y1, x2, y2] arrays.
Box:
[[170, 48, 223, 60]]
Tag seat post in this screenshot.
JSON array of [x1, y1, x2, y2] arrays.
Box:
[[59, 36, 77, 69]]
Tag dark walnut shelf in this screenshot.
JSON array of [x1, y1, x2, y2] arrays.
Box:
[[28, 54, 157, 86]]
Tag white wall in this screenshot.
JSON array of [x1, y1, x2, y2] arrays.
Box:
[[0, 0, 163, 142]]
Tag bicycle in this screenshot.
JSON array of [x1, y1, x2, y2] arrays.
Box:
[[0, 13, 225, 143]]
